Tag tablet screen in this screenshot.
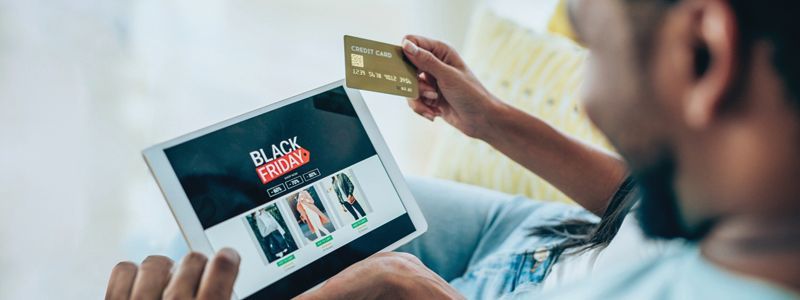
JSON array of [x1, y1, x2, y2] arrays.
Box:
[[163, 86, 415, 299]]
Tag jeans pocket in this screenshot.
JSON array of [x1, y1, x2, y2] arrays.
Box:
[[458, 246, 556, 298], [510, 247, 556, 292]]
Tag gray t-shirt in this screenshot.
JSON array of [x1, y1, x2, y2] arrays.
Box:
[[507, 244, 798, 299]]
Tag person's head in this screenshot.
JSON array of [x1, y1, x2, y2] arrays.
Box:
[[571, 0, 800, 240], [300, 190, 312, 201]]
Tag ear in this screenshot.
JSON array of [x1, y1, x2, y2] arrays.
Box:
[[685, 0, 738, 129]]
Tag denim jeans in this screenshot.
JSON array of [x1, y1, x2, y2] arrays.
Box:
[[398, 177, 596, 299], [159, 177, 596, 299]]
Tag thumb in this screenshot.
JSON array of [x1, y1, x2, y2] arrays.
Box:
[[402, 39, 455, 79]]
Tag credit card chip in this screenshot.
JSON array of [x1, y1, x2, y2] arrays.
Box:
[[351, 54, 364, 68]]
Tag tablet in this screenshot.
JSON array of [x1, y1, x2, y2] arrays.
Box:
[[143, 80, 427, 299]]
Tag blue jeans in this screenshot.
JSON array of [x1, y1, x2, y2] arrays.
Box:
[[160, 177, 596, 298], [398, 177, 596, 299]]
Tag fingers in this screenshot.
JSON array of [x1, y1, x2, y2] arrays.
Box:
[[407, 98, 437, 121], [402, 35, 466, 69], [130, 255, 174, 300], [163, 252, 208, 299], [196, 248, 240, 300], [402, 39, 457, 80], [108, 250, 238, 300], [418, 80, 439, 100], [106, 261, 138, 300], [408, 73, 440, 121]]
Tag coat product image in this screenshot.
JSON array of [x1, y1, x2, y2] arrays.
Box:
[[297, 191, 331, 237], [333, 173, 367, 220]]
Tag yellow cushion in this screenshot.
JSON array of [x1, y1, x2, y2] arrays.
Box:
[[547, 0, 579, 43], [426, 9, 611, 203]]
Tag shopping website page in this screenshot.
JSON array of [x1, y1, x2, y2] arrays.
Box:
[[164, 87, 413, 298]]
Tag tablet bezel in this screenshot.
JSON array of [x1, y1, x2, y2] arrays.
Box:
[[142, 79, 428, 299]]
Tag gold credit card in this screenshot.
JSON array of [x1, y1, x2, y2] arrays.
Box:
[[344, 35, 418, 98]]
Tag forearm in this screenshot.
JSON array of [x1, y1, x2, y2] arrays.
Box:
[[475, 100, 628, 215]]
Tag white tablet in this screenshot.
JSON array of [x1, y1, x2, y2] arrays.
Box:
[[143, 80, 428, 299]]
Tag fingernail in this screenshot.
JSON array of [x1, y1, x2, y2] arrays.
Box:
[[423, 91, 438, 99], [219, 248, 240, 262], [402, 39, 418, 56], [423, 113, 435, 121]]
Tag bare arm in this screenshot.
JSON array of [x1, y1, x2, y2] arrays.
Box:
[[478, 101, 627, 215], [402, 35, 627, 215]]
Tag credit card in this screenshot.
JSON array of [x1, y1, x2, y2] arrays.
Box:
[[344, 35, 419, 98]]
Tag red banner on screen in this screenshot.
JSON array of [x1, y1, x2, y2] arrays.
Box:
[[255, 148, 311, 184]]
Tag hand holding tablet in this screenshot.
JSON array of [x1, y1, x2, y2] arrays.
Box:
[[295, 252, 463, 300], [143, 81, 427, 299]]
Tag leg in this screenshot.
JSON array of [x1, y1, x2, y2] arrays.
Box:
[[263, 235, 277, 261], [304, 222, 317, 239], [272, 231, 288, 252], [267, 232, 284, 257], [343, 202, 359, 220], [351, 200, 366, 217], [396, 177, 536, 281], [314, 216, 331, 235]]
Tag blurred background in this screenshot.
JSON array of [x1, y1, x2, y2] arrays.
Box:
[[0, 0, 559, 298]]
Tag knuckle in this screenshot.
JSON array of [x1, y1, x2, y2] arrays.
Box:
[[384, 256, 413, 271], [393, 252, 423, 265], [373, 252, 397, 260], [404, 253, 423, 264], [441, 41, 455, 51], [162, 289, 190, 300], [392, 252, 414, 260], [419, 51, 436, 64]]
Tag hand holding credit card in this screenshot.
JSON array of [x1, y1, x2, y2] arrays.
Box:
[[344, 34, 493, 126], [344, 35, 419, 98]]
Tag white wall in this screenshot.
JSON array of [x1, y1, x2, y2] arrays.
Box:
[[0, 0, 562, 298], [0, 0, 480, 298]]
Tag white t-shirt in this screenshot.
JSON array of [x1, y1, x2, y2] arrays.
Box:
[[257, 212, 284, 236]]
